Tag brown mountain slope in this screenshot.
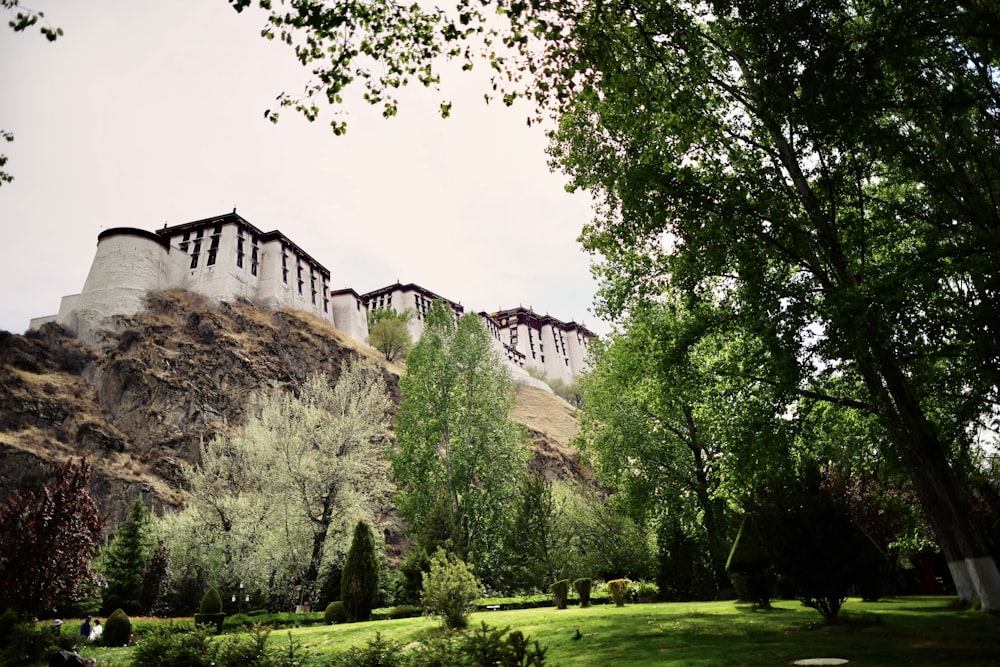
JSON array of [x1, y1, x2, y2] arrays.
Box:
[[0, 289, 583, 526]]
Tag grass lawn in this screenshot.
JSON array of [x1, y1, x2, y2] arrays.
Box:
[[79, 596, 999, 666]]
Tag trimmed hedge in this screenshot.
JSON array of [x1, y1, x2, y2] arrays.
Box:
[[550, 580, 570, 609], [573, 578, 592, 607], [103, 608, 132, 647]]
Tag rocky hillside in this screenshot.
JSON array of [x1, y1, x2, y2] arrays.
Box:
[[0, 290, 585, 528]]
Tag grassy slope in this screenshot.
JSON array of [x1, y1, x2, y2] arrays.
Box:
[[80, 597, 999, 667]]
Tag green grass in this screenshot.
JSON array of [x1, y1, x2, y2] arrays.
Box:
[[78, 596, 999, 666]]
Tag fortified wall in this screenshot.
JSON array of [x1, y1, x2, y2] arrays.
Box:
[[31, 212, 594, 388]]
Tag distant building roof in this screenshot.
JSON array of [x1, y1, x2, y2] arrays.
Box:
[[156, 212, 331, 280]]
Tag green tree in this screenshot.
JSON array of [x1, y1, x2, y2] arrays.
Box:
[[545, 1, 1000, 608], [742, 463, 889, 624], [163, 360, 392, 609], [0, 458, 103, 615], [577, 301, 748, 594], [341, 520, 380, 622], [560, 486, 656, 583], [368, 317, 412, 362], [420, 548, 480, 630], [100, 498, 158, 615], [501, 473, 571, 593], [392, 300, 527, 584]]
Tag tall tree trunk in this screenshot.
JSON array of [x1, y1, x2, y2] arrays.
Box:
[[858, 334, 1000, 609]]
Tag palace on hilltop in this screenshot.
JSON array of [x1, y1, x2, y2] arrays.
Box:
[[31, 212, 594, 388]]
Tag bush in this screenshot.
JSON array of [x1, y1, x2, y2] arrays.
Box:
[[194, 586, 225, 634], [421, 548, 479, 630], [342, 520, 380, 623], [199, 586, 223, 614], [550, 579, 570, 609], [398, 547, 430, 605], [726, 516, 774, 609], [0, 620, 55, 665], [131, 624, 294, 667], [408, 623, 547, 667], [103, 608, 132, 647], [635, 580, 659, 603], [131, 624, 214, 667], [607, 579, 632, 607], [386, 605, 422, 620], [324, 601, 347, 624], [0, 608, 17, 649], [326, 631, 406, 667], [573, 578, 592, 607]]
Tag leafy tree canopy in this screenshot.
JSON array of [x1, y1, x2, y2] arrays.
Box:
[[0, 458, 103, 615], [163, 361, 393, 610], [392, 300, 526, 586]]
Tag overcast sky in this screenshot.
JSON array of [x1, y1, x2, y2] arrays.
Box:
[[0, 1, 607, 337]]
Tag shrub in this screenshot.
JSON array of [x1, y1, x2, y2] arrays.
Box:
[[550, 579, 570, 609], [194, 586, 225, 634], [104, 608, 132, 647], [387, 604, 422, 620], [726, 516, 774, 609], [0, 607, 17, 648], [199, 586, 223, 614], [573, 578, 592, 607], [421, 548, 479, 630], [405, 623, 547, 667], [341, 520, 380, 623], [324, 601, 347, 624], [398, 547, 430, 605], [607, 578, 632, 607], [635, 579, 659, 603], [0, 620, 54, 665], [326, 631, 406, 667], [131, 624, 214, 667]]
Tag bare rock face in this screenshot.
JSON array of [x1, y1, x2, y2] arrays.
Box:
[[0, 289, 582, 531]]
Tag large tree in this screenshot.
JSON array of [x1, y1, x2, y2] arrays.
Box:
[[392, 299, 526, 584], [164, 360, 393, 609], [577, 300, 767, 593], [548, 1, 1000, 607], [0, 458, 103, 615], [230, 0, 1000, 606]]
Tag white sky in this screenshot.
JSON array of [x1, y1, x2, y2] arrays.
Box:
[[0, 1, 607, 336]]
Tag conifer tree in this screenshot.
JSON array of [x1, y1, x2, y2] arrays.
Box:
[[100, 498, 157, 615], [340, 520, 379, 622]]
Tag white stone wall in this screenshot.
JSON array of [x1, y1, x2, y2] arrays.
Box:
[[37, 228, 188, 342], [330, 291, 369, 341]]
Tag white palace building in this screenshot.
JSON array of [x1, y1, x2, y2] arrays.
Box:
[[31, 212, 594, 389]]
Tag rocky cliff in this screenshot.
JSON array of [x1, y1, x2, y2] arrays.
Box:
[[0, 289, 584, 529]]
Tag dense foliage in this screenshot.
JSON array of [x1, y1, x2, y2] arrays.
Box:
[[421, 548, 480, 630], [103, 608, 131, 647], [0, 458, 103, 615], [163, 362, 392, 611], [392, 300, 527, 585], [99, 498, 161, 615], [341, 520, 380, 622]]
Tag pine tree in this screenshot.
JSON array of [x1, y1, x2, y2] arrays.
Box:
[[340, 520, 379, 622], [100, 498, 156, 615]]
